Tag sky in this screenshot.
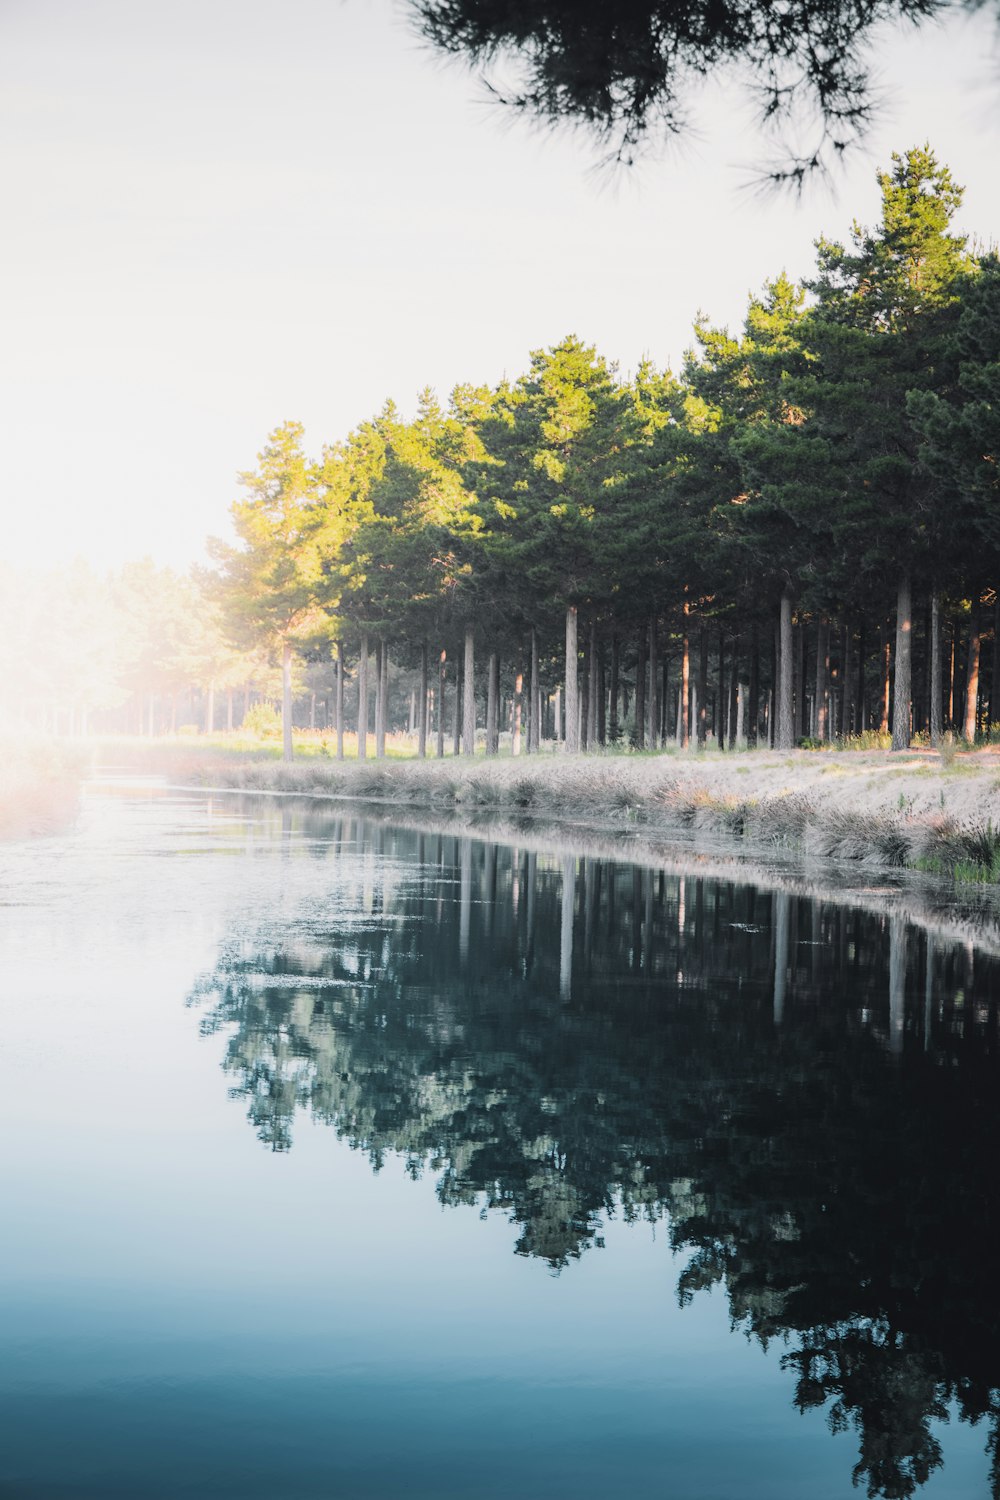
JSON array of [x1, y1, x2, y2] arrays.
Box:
[[3, 0, 1000, 574]]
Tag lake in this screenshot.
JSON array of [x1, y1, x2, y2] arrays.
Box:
[[1, 779, 998, 1499]]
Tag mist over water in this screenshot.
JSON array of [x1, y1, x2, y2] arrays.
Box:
[[1, 784, 998, 1498]]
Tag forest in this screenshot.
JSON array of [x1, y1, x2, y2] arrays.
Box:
[[13, 147, 998, 765]]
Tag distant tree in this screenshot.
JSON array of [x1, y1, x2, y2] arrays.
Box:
[[209, 422, 325, 761]]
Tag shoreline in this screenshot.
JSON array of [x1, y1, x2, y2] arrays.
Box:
[[89, 741, 1000, 950]]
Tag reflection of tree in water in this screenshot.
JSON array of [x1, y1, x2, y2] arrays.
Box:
[[190, 810, 1000, 1499]]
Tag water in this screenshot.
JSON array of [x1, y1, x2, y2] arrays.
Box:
[[1, 781, 998, 1500]]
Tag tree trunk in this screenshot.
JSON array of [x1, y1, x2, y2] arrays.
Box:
[[453, 669, 461, 756], [794, 621, 805, 740], [437, 649, 446, 758], [513, 670, 523, 756], [418, 641, 428, 758], [777, 584, 794, 750], [748, 624, 759, 747], [206, 681, 215, 736], [929, 595, 942, 745], [309, 691, 316, 732], [587, 619, 598, 749], [963, 602, 982, 744], [463, 626, 475, 757], [609, 633, 620, 743], [281, 639, 293, 763], [564, 606, 579, 753], [336, 641, 345, 759], [727, 641, 738, 750], [598, 646, 607, 746], [647, 617, 658, 750], [681, 614, 691, 749], [880, 625, 891, 735], [816, 617, 830, 741], [891, 572, 912, 751], [486, 650, 499, 755], [947, 622, 956, 730], [527, 628, 539, 754], [553, 685, 562, 744], [226, 687, 233, 733], [357, 632, 369, 760], [634, 625, 646, 750], [697, 626, 709, 748]]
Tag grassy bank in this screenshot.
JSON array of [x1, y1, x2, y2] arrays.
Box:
[[130, 741, 1000, 886], [0, 738, 86, 836]]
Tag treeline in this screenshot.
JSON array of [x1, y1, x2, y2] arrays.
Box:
[[208, 145, 1000, 762], [18, 147, 998, 758]]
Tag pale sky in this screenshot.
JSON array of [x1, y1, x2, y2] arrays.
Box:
[[3, 0, 1000, 573]]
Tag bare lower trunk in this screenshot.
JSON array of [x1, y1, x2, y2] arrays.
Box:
[[564, 606, 579, 753], [891, 572, 912, 751], [609, 634, 620, 742], [205, 682, 215, 736], [357, 632, 369, 760], [528, 628, 539, 754], [453, 670, 461, 756], [463, 626, 475, 757], [587, 619, 598, 749], [513, 670, 523, 756], [486, 651, 499, 755], [418, 641, 428, 758], [963, 603, 982, 744], [929, 595, 942, 745], [375, 642, 387, 758], [815, 617, 829, 741], [880, 625, 891, 735], [336, 641, 344, 759], [697, 627, 708, 748], [776, 584, 794, 750], [647, 617, 658, 750], [681, 619, 690, 749], [634, 626, 646, 751], [226, 687, 233, 733], [281, 639, 293, 763], [747, 625, 758, 747], [437, 650, 446, 758]]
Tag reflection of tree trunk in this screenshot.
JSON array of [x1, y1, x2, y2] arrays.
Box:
[[525, 850, 537, 976], [924, 932, 935, 1051], [889, 917, 906, 1054], [357, 633, 369, 760], [482, 843, 496, 942], [643, 868, 653, 972], [564, 606, 579, 753], [281, 639, 294, 763], [773, 891, 790, 1024], [560, 856, 575, 1000], [891, 572, 912, 751], [459, 838, 472, 964]]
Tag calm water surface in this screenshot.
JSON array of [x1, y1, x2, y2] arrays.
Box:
[[1, 781, 998, 1499]]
